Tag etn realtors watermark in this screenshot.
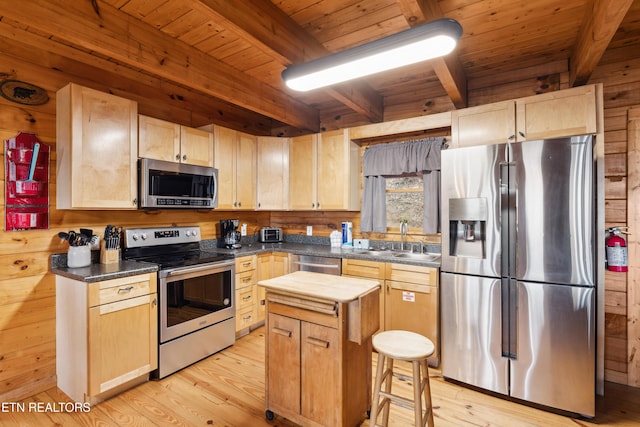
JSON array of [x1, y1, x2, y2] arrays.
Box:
[[2, 401, 91, 413]]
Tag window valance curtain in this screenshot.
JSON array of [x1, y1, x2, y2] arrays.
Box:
[[360, 137, 446, 234]]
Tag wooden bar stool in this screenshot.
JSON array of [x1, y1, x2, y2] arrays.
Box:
[[370, 330, 435, 427]]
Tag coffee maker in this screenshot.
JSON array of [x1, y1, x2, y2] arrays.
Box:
[[219, 219, 241, 249]]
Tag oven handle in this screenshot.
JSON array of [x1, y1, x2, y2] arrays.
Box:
[[162, 261, 235, 278]]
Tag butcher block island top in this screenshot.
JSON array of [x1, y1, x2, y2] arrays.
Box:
[[259, 271, 380, 427], [259, 270, 380, 303]]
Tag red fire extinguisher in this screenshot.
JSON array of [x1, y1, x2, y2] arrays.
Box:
[[606, 227, 628, 272]]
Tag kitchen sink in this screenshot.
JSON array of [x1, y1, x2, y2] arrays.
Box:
[[352, 249, 440, 262], [392, 252, 440, 262], [356, 250, 390, 256]]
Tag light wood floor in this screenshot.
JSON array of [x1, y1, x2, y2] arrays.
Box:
[[5, 326, 640, 426]]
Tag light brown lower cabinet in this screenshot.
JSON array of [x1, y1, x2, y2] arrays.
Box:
[[235, 255, 258, 336], [257, 252, 290, 322], [342, 259, 440, 366], [56, 272, 158, 404], [385, 262, 440, 366]]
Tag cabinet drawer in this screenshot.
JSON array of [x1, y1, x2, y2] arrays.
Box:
[[236, 269, 256, 289], [88, 273, 157, 307], [236, 285, 256, 311], [342, 258, 385, 279], [266, 293, 339, 330], [236, 305, 257, 331], [385, 263, 437, 285], [236, 255, 257, 273]]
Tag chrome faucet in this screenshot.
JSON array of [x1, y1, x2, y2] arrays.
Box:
[[400, 221, 408, 251]]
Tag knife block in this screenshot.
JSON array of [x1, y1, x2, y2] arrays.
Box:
[[100, 240, 120, 265]]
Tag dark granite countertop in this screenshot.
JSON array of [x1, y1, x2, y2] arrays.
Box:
[[51, 254, 159, 283], [51, 241, 439, 283]]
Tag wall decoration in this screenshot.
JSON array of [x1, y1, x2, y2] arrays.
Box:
[[4, 132, 50, 231], [0, 80, 49, 105]]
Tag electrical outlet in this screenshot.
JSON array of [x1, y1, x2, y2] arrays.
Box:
[[241, 223, 247, 236], [306, 225, 313, 236]]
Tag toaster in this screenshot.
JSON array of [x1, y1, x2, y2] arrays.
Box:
[[260, 227, 283, 243]]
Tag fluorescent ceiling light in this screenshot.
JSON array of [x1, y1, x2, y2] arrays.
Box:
[[282, 18, 463, 92]]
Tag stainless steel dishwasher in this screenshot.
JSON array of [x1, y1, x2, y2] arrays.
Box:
[[290, 254, 342, 275]]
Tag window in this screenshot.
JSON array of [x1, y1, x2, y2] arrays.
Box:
[[386, 175, 423, 230]]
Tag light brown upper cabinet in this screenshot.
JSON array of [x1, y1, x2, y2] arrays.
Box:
[[56, 83, 138, 209], [515, 85, 597, 141], [213, 125, 256, 210], [256, 136, 289, 210], [451, 84, 598, 147], [289, 129, 360, 211], [138, 115, 213, 167]]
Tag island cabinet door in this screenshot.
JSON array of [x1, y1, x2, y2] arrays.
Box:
[[301, 321, 339, 425], [267, 313, 301, 414]]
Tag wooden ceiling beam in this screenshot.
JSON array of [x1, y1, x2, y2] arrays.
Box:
[[195, 0, 384, 123], [0, 21, 277, 134], [570, 0, 634, 86], [0, 0, 320, 132], [395, 0, 468, 109]]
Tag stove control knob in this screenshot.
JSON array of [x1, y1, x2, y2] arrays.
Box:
[[191, 229, 198, 237], [141, 233, 148, 240], [131, 233, 139, 241]]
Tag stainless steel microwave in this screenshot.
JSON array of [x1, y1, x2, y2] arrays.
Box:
[[138, 158, 218, 209]]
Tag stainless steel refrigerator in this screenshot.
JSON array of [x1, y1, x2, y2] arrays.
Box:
[[440, 135, 596, 416]]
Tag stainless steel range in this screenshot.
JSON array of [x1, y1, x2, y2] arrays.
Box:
[[123, 226, 235, 379]]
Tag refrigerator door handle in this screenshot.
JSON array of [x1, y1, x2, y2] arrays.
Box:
[[508, 278, 517, 358], [500, 277, 518, 359], [499, 161, 516, 277]]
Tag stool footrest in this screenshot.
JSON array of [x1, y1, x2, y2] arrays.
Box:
[[378, 391, 418, 411]]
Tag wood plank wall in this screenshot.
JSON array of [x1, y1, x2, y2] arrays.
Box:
[[1, 43, 639, 401], [591, 42, 640, 386]]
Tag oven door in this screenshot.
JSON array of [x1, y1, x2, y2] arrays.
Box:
[[158, 261, 235, 343]]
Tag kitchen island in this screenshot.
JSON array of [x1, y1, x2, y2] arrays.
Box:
[[259, 271, 380, 427]]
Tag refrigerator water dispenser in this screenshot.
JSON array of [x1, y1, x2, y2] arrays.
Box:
[[448, 197, 487, 258]]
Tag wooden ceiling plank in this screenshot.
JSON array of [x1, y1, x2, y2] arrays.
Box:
[[120, 0, 172, 20], [140, 1, 193, 29], [322, 15, 410, 51], [306, 2, 406, 46], [0, 0, 320, 131], [569, 0, 634, 86], [395, 0, 468, 108], [195, 0, 384, 122]]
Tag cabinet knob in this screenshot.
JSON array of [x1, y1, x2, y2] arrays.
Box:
[[311, 203, 315, 208], [518, 131, 525, 138], [132, 198, 137, 205], [508, 134, 515, 140], [175, 154, 180, 160], [183, 154, 187, 161]]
